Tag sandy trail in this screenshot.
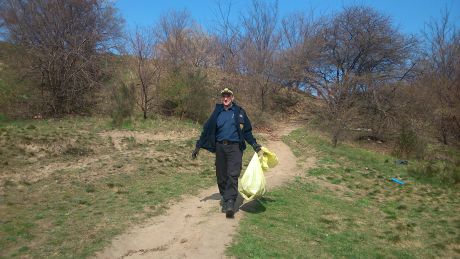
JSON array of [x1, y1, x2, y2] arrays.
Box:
[[96, 124, 312, 259]]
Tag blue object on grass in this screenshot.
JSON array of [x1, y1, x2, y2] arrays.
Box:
[[391, 178, 405, 185]]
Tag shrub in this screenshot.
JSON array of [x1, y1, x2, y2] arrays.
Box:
[[111, 83, 135, 127], [271, 89, 300, 112], [408, 160, 460, 185], [159, 69, 212, 123], [248, 110, 273, 128], [0, 113, 9, 123], [393, 121, 426, 159]]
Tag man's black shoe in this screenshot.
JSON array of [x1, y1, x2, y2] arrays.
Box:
[[221, 203, 226, 213], [225, 200, 235, 218], [220, 196, 226, 213]]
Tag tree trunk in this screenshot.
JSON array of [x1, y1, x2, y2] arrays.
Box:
[[260, 87, 265, 112], [331, 123, 342, 147], [441, 118, 448, 145], [332, 135, 337, 147], [442, 130, 448, 145]]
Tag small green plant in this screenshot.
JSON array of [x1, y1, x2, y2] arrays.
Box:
[[0, 113, 9, 123], [85, 184, 96, 193], [63, 146, 93, 156]]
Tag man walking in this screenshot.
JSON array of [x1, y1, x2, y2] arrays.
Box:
[[192, 88, 262, 218]]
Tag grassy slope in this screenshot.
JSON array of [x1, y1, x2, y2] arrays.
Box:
[[228, 128, 459, 258], [0, 117, 219, 258]]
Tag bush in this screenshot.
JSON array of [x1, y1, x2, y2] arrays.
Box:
[[111, 83, 135, 127], [408, 160, 460, 185], [271, 89, 300, 112], [393, 121, 426, 159], [0, 113, 9, 123], [248, 110, 273, 129], [159, 69, 212, 123]]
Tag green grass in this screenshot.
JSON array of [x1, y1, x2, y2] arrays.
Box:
[[0, 116, 217, 258], [229, 183, 417, 258], [2, 167, 214, 258], [228, 128, 460, 258]]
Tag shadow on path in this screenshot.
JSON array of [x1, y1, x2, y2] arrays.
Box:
[[200, 192, 221, 202]]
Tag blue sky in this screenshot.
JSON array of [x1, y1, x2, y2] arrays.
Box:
[[115, 0, 460, 36]]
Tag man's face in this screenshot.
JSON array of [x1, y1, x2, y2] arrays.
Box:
[[221, 94, 234, 107]]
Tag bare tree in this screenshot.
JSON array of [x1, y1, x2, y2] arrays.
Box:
[[155, 9, 212, 70], [187, 27, 214, 68], [278, 11, 324, 91], [155, 9, 192, 68], [302, 6, 417, 146], [211, 0, 240, 73], [153, 10, 214, 121], [422, 9, 460, 144], [0, 0, 123, 115], [239, 0, 280, 111], [129, 26, 161, 119], [0, 1, 4, 37]]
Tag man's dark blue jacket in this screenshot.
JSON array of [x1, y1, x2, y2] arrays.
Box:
[[196, 103, 257, 153]]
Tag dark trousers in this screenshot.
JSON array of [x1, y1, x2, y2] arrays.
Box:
[[215, 142, 243, 202]]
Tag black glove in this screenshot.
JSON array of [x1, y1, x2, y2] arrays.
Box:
[[192, 147, 200, 159], [252, 143, 262, 153]]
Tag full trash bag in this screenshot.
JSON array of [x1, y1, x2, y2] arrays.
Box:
[[239, 152, 266, 201], [239, 147, 278, 201]]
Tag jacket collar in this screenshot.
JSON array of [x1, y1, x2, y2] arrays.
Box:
[[216, 102, 239, 112]]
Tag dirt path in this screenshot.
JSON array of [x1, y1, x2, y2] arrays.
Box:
[[96, 124, 313, 259]]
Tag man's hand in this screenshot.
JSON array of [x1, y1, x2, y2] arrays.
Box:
[[252, 143, 262, 153], [192, 147, 200, 159], [257, 149, 264, 158]]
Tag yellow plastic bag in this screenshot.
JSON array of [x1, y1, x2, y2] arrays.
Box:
[[239, 147, 278, 201], [259, 146, 279, 171], [239, 153, 266, 201]]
